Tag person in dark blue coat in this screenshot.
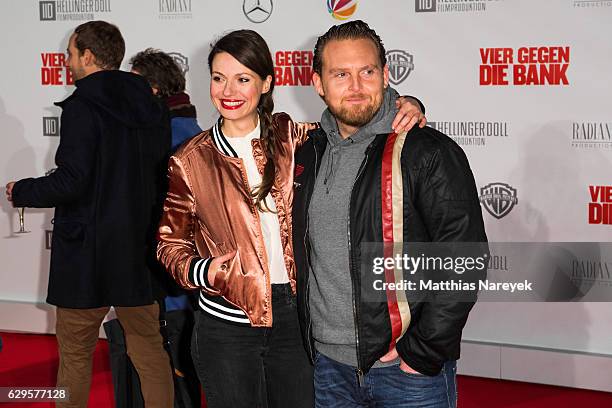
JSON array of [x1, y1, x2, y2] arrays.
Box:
[[5, 21, 174, 408], [125, 48, 203, 407]]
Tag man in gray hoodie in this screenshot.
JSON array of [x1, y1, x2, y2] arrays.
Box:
[[294, 19, 487, 408], [309, 81, 404, 368]]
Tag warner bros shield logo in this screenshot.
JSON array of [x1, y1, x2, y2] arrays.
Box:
[[386, 50, 414, 85], [168, 52, 189, 76], [479, 182, 518, 219]]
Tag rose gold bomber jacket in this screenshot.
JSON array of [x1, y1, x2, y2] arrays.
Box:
[[157, 112, 317, 327]]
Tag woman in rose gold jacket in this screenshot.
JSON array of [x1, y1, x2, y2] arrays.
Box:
[[156, 29, 424, 408]]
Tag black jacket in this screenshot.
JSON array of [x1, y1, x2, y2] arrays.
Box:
[[12, 70, 171, 308], [293, 125, 488, 376]]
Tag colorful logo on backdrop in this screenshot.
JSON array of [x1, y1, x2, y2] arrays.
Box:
[[39, 0, 111, 21], [274, 50, 313, 86], [41, 52, 73, 86], [479, 46, 570, 86], [589, 186, 612, 225], [327, 0, 357, 20], [415, 0, 504, 13], [159, 0, 192, 20], [168, 52, 189, 75], [429, 121, 509, 147], [479, 183, 518, 219], [385, 50, 414, 85], [572, 122, 612, 150], [243, 0, 273, 23]]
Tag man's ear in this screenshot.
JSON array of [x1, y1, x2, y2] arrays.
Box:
[[262, 74, 272, 94], [312, 72, 325, 97], [82, 48, 96, 67], [383, 64, 389, 89]]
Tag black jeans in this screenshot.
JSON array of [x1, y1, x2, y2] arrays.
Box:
[[191, 284, 314, 408]]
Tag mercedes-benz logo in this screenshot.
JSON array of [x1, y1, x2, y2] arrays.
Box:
[[243, 0, 273, 23]]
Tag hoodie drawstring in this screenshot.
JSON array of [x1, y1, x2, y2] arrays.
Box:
[[323, 137, 355, 194], [323, 146, 337, 195]]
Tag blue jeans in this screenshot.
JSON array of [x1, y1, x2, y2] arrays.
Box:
[[314, 353, 457, 408]]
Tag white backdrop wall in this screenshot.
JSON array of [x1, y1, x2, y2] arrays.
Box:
[[1, 0, 611, 386]]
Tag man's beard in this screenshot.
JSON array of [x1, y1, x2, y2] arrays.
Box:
[[70, 66, 86, 81], [326, 94, 382, 128]]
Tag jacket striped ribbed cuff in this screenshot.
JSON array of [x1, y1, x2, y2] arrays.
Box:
[[188, 257, 215, 290]]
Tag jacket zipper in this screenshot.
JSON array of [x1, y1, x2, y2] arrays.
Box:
[[302, 139, 319, 362], [348, 146, 372, 387], [238, 154, 272, 322]]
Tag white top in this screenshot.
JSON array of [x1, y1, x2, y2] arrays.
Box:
[[225, 122, 290, 284]]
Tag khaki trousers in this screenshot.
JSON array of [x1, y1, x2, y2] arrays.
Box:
[[55, 303, 174, 408]]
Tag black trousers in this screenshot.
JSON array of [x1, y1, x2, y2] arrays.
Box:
[[192, 284, 314, 408], [104, 307, 200, 408]]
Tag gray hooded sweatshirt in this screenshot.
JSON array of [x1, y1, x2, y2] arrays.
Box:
[[308, 87, 400, 367]]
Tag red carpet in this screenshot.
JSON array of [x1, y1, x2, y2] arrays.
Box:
[[0, 332, 113, 408], [0, 333, 115, 408], [1, 332, 611, 407]]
